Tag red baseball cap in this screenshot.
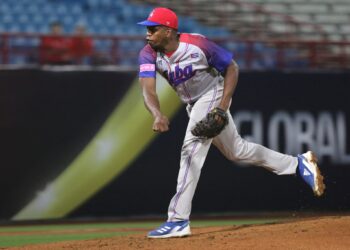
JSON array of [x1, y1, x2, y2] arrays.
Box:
[[137, 7, 178, 30]]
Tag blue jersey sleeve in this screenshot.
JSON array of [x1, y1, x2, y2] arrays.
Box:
[[203, 39, 233, 73], [180, 34, 233, 73], [138, 45, 157, 78]]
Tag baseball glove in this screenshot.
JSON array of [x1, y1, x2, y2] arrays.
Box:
[[191, 107, 229, 138]]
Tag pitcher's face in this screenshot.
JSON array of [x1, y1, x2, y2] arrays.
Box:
[[146, 26, 170, 51]]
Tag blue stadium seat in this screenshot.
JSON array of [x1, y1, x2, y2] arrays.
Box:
[[12, 4, 26, 14], [70, 4, 83, 15], [119, 57, 136, 66], [124, 26, 140, 35], [179, 17, 197, 32], [100, 0, 113, 7], [94, 39, 112, 51], [38, 25, 49, 34], [18, 14, 30, 24], [61, 15, 75, 27], [108, 26, 124, 35], [47, 14, 60, 24], [9, 24, 20, 33], [2, 13, 14, 24], [0, 0, 234, 66], [11, 37, 27, 46], [17, 0, 33, 4], [32, 14, 44, 24], [87, 0, 99, 8], [0, 3, 10, 13], [55, 4, 69, 15], [23, 24, 37, 33], [9, 55, 28, 64], [120, 5, 136, 23], [106, 15, 118, 27], [41, 5, 55, 15], [96, 27, 111, 35], [25, 38, 40, 47], [26, 5, 40, 14]]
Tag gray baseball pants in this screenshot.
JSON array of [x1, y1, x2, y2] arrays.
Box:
[[167, 85, 298, 222]]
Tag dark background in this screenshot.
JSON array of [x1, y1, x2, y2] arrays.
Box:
[[1, 70, 349, 220]]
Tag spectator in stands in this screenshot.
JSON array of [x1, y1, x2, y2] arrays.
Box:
[[70, 24, 94, 64], [40, 22, 73, 65]]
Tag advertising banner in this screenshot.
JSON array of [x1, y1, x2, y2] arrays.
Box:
[[1, 70, 349, 220]]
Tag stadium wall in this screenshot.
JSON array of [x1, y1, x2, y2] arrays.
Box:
[[0, 69, 349, 220]]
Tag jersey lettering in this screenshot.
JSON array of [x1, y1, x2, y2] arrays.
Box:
[[138, 33, 233, 103], [168, 64, 195, 86]]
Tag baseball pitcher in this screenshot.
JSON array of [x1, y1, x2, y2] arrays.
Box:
[[137, 7, 325, 238]]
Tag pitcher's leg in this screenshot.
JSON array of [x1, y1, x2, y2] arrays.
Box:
[[167, 133, 212, 221], [167, 87, 221, 222], [213, 114, 298, 175]]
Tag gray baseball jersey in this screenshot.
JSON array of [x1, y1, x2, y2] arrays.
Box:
[[139, 33, 232, 103]]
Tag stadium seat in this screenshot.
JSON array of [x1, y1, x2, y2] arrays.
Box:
[[0, 0, 235, 66], [0, 3, 10, 13], [26, 5, 40, 14]]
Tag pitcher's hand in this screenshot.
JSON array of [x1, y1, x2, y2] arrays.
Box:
[[153, 115, 169, 132]]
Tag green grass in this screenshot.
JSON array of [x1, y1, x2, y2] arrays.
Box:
[[0, 218, 282, 247], [0, 232, 133, 247], [0, 222, 155, 233]]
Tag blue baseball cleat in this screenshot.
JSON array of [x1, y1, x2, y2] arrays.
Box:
[[297, 151, 325, 197], [147, 220, 191, 238]]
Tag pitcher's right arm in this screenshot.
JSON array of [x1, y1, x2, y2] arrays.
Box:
[[140, 77, 169, 132]]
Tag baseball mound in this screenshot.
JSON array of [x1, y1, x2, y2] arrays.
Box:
[[8, 216, 350, 250]]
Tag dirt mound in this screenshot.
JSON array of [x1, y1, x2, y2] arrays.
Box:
[[8, 216, 350, 250]]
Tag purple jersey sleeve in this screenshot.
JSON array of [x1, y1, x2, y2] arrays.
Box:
[[138, 44, 157, 78], [180, 34, 233, 73]]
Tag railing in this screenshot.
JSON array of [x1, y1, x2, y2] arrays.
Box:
[[216, 38, 350, 70], [1, 32, 350, 70]]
